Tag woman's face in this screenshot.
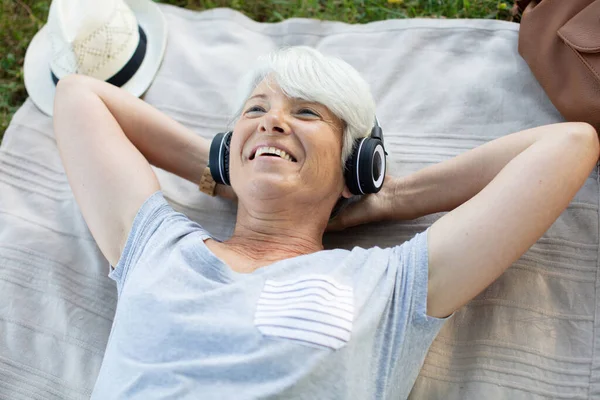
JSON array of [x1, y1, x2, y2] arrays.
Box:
[[229, 77, 349, 214]]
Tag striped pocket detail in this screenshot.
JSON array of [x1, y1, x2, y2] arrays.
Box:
[[254, 275, 354, 350]]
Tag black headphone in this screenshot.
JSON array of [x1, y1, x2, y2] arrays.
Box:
[[209, 118, 387, 196]]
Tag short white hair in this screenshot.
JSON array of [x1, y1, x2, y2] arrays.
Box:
[[230, 46, 376, 166]]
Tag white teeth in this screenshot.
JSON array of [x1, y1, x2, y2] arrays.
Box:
[[255, 146, 294, 161], [274, 149, 291, 161]]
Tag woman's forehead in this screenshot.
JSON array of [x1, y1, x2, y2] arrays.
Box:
[[247, 81, 322, 109], [247, 92, 320, 108], [249, 80, 302, 102]]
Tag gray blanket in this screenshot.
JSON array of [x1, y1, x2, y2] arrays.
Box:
[[2, 4, 597, 399]]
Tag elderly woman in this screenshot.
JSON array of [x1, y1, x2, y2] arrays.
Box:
[[53, 46, 598, 399]]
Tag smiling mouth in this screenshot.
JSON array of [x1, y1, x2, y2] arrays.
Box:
[[250, 147, 298, 162]]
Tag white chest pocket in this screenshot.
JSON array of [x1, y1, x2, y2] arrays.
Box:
[[254, 275, 354, 350]]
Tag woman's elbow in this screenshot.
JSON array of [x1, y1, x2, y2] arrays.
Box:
[[53, 75, 104, 143], [559, 122, 600, 165], [568, 122, 598, 151], [54, 74, 97, 105], [53, 75, 97, 118]]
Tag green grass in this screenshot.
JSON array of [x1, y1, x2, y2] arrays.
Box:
[[0, 0, 518, 144]]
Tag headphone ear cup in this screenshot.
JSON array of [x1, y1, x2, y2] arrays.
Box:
[[359, 139, 386, 194], [209, 131, 232, 186], [223, 132, 231, 185], [344, 138, 386, 195], [344, 138, 363, 195]]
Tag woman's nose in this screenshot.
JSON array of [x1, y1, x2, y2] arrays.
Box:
[[260, 110, 289, 134]]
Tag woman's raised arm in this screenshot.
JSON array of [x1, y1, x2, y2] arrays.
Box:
[[56, 75, 213, 185], [53, 75, 220, 267], [423, 122, 599, 318]]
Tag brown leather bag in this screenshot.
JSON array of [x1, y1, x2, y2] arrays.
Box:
[[518, 0, 600, 129]]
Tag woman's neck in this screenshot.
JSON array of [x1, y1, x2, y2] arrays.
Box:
[[225, 220, 324, 263], [219, 206, 326, 269]]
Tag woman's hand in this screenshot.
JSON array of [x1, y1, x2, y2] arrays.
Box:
[[326, 175, 397, 232]]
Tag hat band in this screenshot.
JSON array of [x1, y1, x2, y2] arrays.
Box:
[[51, 25, 148, 88]]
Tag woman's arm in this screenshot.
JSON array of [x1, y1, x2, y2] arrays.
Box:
[[53, 74, 229, 267], [390, 123, 595, 220], [328, 124, 597, 230], [418, 122, 599, 318], [328, 123, 599, 317], [54, 74, 230, 193]]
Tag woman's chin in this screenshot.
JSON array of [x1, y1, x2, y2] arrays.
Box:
[[240, 178, 296, 201]]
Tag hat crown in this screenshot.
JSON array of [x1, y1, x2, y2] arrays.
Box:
[[56, 0, 116, 43], [48, 0, 140, 81]]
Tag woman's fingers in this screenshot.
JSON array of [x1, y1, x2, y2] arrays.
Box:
[[326, 196, 373, 231]]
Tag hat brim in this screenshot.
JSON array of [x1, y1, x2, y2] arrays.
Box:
[[23, 0, 168, 117]]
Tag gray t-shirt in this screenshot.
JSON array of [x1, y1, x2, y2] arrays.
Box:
[[91, 191, 451, 399]]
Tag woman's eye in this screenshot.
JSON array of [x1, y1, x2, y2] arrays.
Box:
[[245, 106, 265, 113], [298, 108, 319, 117], [244, 106, 319, 117]]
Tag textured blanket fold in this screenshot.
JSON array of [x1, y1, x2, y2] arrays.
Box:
[[2, 4, 598, 399]]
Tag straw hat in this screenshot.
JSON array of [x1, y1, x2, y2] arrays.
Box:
[[23, 0, 167, 116]]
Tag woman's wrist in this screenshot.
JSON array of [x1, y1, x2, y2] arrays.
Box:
[[388, 176, 418, 221]]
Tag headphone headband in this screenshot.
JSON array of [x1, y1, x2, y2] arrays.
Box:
[[370, 117, 384, 142]]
